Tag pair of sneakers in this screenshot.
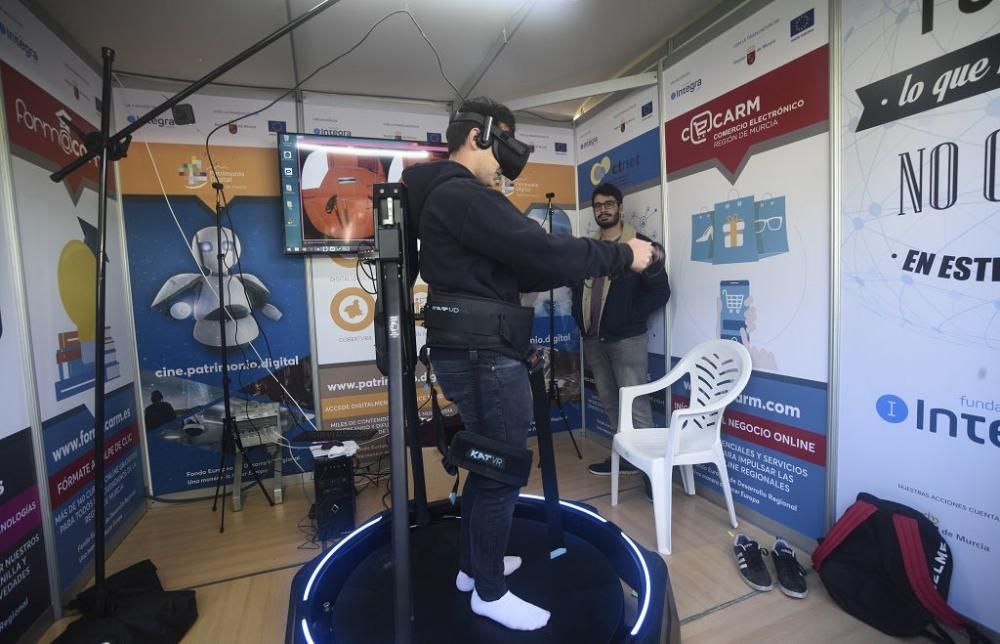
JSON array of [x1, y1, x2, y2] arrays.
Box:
[[732, 534, 808, 599]]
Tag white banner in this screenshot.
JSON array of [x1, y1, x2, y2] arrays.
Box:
[[0, 0, 145, 598], [0, 0, 100, 125], [838, 0, 1000, 630], [662, 0, 830, 538], [114, 87, 296, 147], [302, 93, 448, 142]]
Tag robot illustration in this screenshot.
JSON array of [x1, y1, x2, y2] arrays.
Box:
[[152, 226, 282, 347]]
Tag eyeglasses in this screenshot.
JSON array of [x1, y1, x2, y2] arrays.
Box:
[[754, 216, 784, 233], [593, 200, 619, 212]]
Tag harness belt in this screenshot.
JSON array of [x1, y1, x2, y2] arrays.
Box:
[[422, 292, 535, 361]]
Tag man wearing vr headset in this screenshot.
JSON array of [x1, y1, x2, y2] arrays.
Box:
[[402, 98, 655, 632]]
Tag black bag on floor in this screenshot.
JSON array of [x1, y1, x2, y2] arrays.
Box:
[[812, 493, 991, 643], [56, 559, 198, 644]]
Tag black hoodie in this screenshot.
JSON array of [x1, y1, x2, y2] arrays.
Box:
[[402, 160, 633, 305]]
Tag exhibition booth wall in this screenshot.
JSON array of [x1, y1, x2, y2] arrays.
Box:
[[0, 0, 996, 639]]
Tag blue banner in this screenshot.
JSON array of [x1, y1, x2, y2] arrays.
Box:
[[43, 384, 144, 590], [124, 195, 313, 494], [577, 129, 661, 203]]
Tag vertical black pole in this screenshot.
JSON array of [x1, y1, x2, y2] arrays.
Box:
[[385, 262, 413, 640], [375, 185, 413, 642], [215, 187, 231, 533], [91, 46, 115, 619]]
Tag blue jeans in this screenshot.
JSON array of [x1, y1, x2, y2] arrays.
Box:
[[432, 352, 532, 601]]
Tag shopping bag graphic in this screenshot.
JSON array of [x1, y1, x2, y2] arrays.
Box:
[[755, 197, 788, 257], [690, 211, 714, 262], [712, 197, 758, 264]]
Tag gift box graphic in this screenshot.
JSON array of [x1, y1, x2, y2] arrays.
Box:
[[690, 195, 788, 264], [722, 214, 745, 248]]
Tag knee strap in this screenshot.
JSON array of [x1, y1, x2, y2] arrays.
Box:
[[448, 431, 533, 487]]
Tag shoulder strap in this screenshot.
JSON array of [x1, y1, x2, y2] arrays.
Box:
[[812, 499, 878, 570], [892, 514, 966, 629]]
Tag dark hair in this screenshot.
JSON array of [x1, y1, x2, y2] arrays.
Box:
[[151, 390, 163, 403], [591, 182, 623, 206], [446, 97, 516, 155]]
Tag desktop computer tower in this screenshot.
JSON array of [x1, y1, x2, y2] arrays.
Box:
[[313, 454, 355, 542]]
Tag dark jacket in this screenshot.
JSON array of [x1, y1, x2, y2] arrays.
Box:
[[571, 230, 670, 343], [402, 160, 634, 305]]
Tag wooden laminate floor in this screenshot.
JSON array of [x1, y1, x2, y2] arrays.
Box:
[[39, 433, 898, 643]]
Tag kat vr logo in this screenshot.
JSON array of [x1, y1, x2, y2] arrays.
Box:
[[876, 394, 1000, 448]]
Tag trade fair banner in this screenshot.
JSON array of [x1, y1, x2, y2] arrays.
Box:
[[117, 88, 311, 494], [303, 96, 451, 456], [838, 1, 1000, 630], [575, 86, 666, 438], [0, 114, 49, 637], [0, 0, 144, 594], [663, 0, 829, 539]]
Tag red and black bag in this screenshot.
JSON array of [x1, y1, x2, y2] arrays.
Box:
[[812, 493, 991, 643]]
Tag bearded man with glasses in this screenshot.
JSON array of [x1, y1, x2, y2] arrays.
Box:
[[572, 182, 670, 495]]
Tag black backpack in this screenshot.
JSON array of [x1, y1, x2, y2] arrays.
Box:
[[812, 493, 991, 643]]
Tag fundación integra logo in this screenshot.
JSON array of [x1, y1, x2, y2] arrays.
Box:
[[876, 393, 1000, 447]]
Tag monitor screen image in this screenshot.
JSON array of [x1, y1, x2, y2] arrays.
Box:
[[277, 133, 449, 254]]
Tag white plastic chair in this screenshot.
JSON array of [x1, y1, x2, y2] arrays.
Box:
[[611, 339, 752, 555]]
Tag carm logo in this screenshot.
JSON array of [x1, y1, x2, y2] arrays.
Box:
[[681, 96, 761, 145], [876, 393, 1000, 447], [330, 287, 375, 332]]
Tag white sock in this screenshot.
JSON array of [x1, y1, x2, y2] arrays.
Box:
[[455, 556, 522, 592], [471, 590, 550, 631]]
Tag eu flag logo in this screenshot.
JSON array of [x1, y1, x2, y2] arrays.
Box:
[[790, 9, 814, 37]]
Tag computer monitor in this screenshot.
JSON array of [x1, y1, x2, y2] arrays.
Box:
[[277, 133, 449, 254]]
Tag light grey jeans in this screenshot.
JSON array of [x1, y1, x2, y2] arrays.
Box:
[[583, 333, 653, 433]]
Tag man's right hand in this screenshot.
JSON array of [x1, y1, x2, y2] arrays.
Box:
[[626, 238, 655, 272]]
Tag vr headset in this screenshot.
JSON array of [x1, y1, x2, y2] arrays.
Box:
[[450, 110, 531, 181]]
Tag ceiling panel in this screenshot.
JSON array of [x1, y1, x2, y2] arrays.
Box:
[[32, 0, 724, 117]]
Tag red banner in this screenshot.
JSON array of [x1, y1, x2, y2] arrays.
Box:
[[48, 423, 139, 508], [0, 61, 115, 202], [664, 45, 829, 179], [672, 394, 826, 466]]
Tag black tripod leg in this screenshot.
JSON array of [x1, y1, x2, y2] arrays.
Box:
[[211, 422, 230, 512], [551, 383, 583, 459], [529, 366, 566, 557], [231, 427, 275, 507]]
